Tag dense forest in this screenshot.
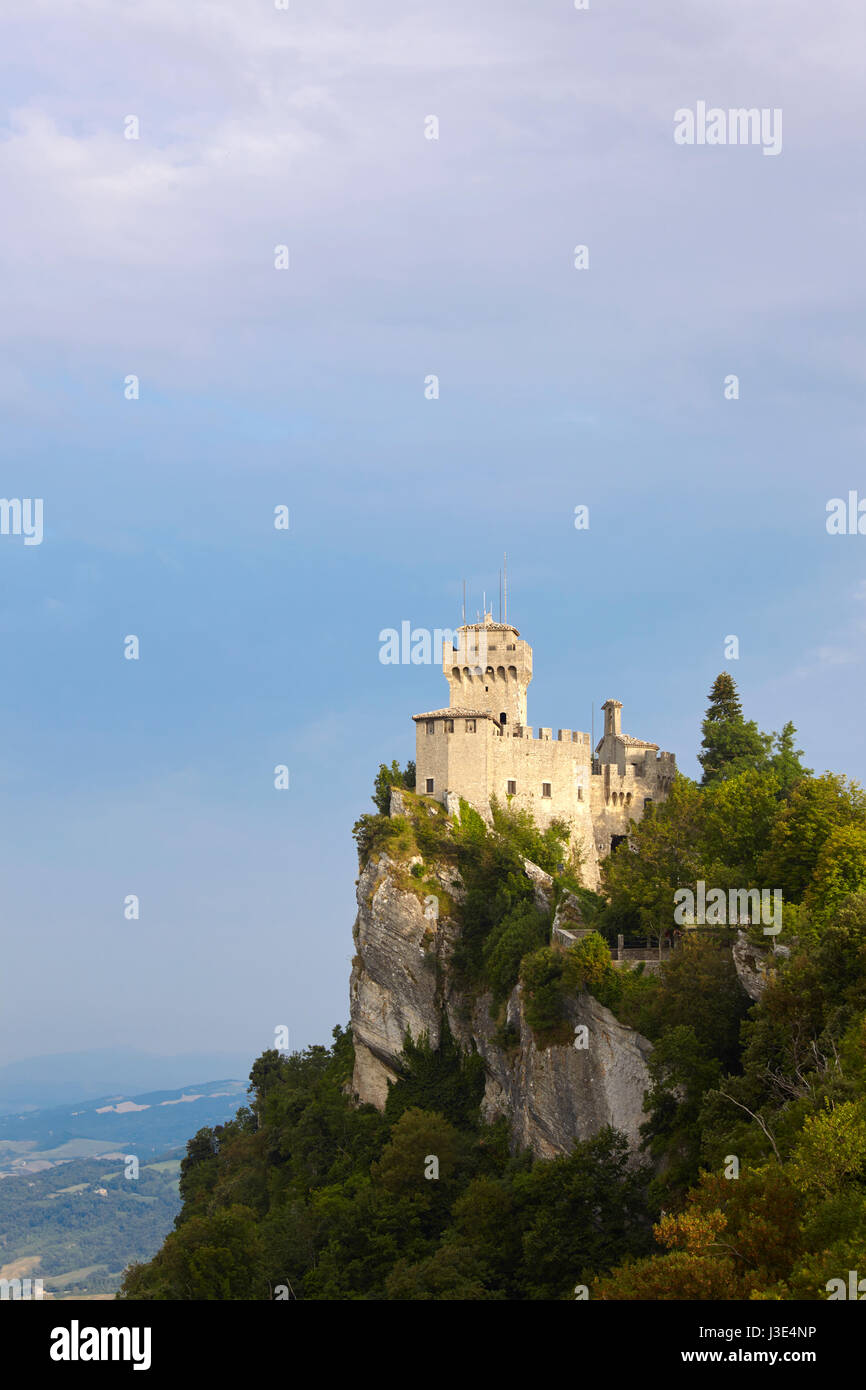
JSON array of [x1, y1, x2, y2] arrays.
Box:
[[120, 676, 866, 1300]]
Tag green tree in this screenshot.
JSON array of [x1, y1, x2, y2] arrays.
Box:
[[638, 935, 750, 1069], [788, 1100, 866, 1200], [177, 1127, 222, 1219], [482, 901, 550, 1000], [372, 759, 415, 815], [641, 1025, 722, 1194], [700, 768, 781, 886], [385, 1020, 485, 1130], [562, 931, 613, 994], [769, 721, 811, 797], [601, 776, 706, 939], [371, 1108, 464, 1202], [489, 795, 571, 875], [698, 674, 771, 786], [515, 1129, 653, 1299], [520, 947, 567, 1036], [384, 1243, 501, 1300], [759, 773, 866, 903], [121, 1205, 268, 1300], [805, 824, 866, 922]]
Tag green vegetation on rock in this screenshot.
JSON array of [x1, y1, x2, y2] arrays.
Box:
[[123, 675, 866, 1300]]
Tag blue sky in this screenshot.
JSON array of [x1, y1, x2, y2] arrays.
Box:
[[0, 0, 864, 1069]]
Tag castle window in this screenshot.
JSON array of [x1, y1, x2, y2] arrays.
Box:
[[542, 782, 551, 798], [507, 780, 516, 795], [426, 778, 434, 794], [577, 786, 583, 801], [444, 719, 454, 733], [426, 721, 435, 735], [465, 719, 476, 733], [499, 712, 507, 725]]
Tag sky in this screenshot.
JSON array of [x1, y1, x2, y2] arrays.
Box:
[[0, 0, 864, 1072]]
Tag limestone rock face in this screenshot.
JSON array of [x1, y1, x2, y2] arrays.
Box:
[[552, 890, 586, 933], [350, 835, 653, 1157], [521, 857, 554, 912], [451, 985, 652, 1158], [732, 930, 789, 1002], [349, 852, 447, 1105]]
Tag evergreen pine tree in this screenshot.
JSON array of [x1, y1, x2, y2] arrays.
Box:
[[698, 674, 770, 785]]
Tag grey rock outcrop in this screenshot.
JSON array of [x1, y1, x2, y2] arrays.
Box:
[[455, 984, 652, 1157], [732, 930, 790, 1002], [350, 825, 652, 1156], [521, 857, 554, 912], [350, 850, 452, 1109]]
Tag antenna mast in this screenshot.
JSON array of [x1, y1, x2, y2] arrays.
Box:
[[503, 552, 508, 623]]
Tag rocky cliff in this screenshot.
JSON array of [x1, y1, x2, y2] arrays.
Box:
[[732, 929, 791, 1002], [349, 791, 653, 1157]]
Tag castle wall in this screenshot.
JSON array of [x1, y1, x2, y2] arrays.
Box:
[[416, 715, 491, 812], [415, 719, 605, 885], [412, 615, 675, 893]]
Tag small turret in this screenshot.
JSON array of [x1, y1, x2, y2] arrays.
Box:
[[602, 699, 623, 737]]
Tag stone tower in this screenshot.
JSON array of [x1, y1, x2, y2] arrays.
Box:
[[444, 612, 532, 727]]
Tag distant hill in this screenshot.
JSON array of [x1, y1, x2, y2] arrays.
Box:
[[0, 1078, 247, 1179], [0, 1049, 253, 1115], [0, 1154, 183, 1298]]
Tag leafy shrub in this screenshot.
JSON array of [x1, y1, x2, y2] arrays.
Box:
[[520, 947, 567, 1035], [482, 902, 550, 1001], [414, 807, 453, 862], [385, 1020, 485, 1130], [490, 795, 570, 875], [352, 813, 409, 865]]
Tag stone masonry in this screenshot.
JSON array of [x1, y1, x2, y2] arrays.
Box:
[[412, 612, 676, 888]]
